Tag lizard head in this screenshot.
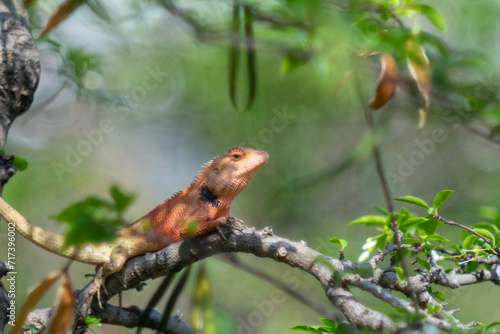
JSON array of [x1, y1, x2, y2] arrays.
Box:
[[204, 146, 269, 200]]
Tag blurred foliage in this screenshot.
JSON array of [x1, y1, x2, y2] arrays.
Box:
[[3, 0, 500, 333], [50, 185, 135, 247]]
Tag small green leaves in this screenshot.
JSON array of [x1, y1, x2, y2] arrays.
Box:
[[329, 237, 347, 251], [432, 190, 454, 211], [416, 4, 446, 31], [426, 303, 442, 315], [84, 316, 102, 331], [394, 196, 430, 210], [12, 156, 29, 172]]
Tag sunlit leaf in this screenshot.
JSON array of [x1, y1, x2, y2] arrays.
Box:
[[425, 234, 448, 243], [463, 235, 479, 249], [432, 190, 454, 211], [348, 215, 388, 225], [289, 325, 324, 333], [400, 217, 429, 230], [416, 4, 446, 31], [474, 229, 495, 246], [329, 237, 347, 251], [394, 196, 430, 210]]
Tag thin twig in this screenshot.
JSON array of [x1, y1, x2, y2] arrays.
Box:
[[431, 213, 499, 255], [352, 59, 421, 315]]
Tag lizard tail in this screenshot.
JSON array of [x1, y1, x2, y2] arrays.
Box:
[[0, 197, 110, 265]]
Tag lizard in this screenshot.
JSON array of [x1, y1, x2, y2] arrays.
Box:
[[0, 146, 268, 306]]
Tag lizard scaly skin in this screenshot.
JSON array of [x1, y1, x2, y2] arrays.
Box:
[[0, 147, 268, 293]]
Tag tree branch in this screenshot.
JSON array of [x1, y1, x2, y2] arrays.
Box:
[[65, 218, 474, 332]]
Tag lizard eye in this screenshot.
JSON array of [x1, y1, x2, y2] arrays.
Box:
[[214, 168, 220, 175], [230, 154, 242, 161]]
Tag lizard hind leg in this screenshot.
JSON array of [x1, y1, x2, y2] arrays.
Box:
[[78, 249, 129, 314]]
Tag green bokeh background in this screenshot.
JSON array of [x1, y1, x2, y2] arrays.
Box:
[[2, 0, 500, 332]]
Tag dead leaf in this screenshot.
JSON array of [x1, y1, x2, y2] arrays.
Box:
[[10, 270, 63, 334], [406, 41, 431, 130], [40, 0, 85, 38], [46, 270, 75, 334], [368, 53, 398, 110]]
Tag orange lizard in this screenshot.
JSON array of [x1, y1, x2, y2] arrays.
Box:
[[0, 146, 268, 302]]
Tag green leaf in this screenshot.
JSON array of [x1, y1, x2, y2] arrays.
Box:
[[289, 325, 324, 333], [400, 217, 429, 230], [393, 266, 405, 282], [281, 47, 312, 75], [373, 206, 389, 216], [329, 237, 347, 251], [12, 156, 28, 171], [348, 215, 387, 225], [473, 222, 499, 234], [51, 196, 121, 247], [432, 190, 454, 211], [109, 185, 135, 213], [417, 4, 446, 31], [27, 324, 38, 333], [318, 318, 337, 329], [434, 290, 445, 302], [485, 322, 500, 333], [394, 196, 430, 210], [495, 215, 500, 229], [84, 316, 102, 327], [415, 257, 431, 271], [474, 229, 495, 246], [425, 234, 449, 243], [426, 303, 442, 314], [402, 237, 421, 244], [463, 235, 479, 249]]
